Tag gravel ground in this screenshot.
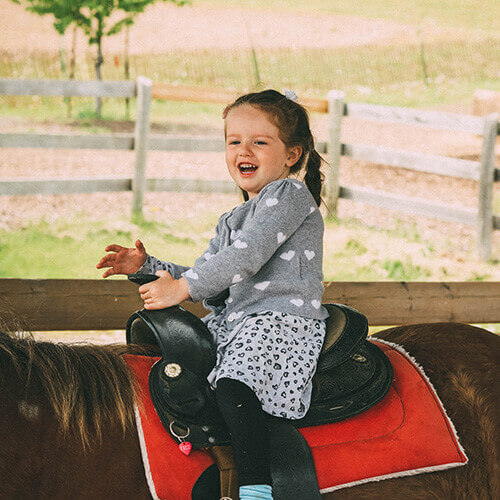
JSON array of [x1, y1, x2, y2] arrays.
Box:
[[1, 114, 498, 254]]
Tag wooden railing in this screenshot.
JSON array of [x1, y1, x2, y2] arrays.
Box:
[[0, 279, 498, 331], [0, 79, 498, 259]]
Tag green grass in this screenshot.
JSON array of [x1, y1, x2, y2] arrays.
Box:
[[198, 0, 500, 33], [1, 213, 498, 333], [0, 217, 204, 279], [2, 211, 495, 283]]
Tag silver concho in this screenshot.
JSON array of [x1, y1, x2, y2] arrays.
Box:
[[164, 363, 182, 378]]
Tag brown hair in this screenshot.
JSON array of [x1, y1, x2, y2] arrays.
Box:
[[223, 89, 325, 206]]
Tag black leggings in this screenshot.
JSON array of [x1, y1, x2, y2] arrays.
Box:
[[215, 377, 272, 487]]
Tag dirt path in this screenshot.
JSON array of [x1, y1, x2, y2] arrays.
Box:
[[1, 0, 445, 54]]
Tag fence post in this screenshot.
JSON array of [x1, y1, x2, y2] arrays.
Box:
[[132, 76, 152, 216], [325, 90, 345, 216], [477, 112, 498, 261]]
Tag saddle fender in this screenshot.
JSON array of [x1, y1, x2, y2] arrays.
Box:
[[126, 307, 218, 420]]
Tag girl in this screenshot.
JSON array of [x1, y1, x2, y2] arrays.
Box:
[[97, 89, 328, 500]]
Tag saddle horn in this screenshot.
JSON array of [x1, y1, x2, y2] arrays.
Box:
[[126, 306, 216, 378]]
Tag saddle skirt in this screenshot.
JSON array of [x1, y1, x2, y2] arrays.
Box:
[[126, 303, 393, 448]]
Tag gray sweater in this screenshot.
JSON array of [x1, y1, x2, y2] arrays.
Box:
[[140, 178, 329, 323]]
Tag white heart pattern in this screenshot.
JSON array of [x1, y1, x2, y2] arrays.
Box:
[[280, 250, 295, 261], [232, 274, 242, 284], [234, 239, 248, 249], [309, 206, 315, 214], [226, 297, 233, 304], [266, 197, 279, 207], [228, 311, 244, 322], [203, 252, 213, 260], [311, 300, 321, 309], [230, 230, 242, 240], [304, 250, 315, 260], [184, 269, 198, 280], [254, 281, 270, 290], [277, 232, 286, 244], [290, 299, 304, 307]]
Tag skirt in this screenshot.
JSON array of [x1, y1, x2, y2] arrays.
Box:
[[205, 310, 326, 419]]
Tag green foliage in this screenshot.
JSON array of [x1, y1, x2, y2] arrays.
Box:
[[345, 239, 368, 256], [11, 0, 189, 40]]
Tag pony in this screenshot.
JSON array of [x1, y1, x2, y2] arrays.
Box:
[[0, 322, 498, 499]]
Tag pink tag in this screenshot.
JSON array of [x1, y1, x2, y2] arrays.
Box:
[[178, 441, 192, 456]]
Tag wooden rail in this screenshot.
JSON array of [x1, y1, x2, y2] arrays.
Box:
[[0, 78, 136, 98], [0, 79, 498, 259], [326, 91, 499, 261], [0, 279, 498, 331]]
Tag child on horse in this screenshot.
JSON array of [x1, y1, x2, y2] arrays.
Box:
[[97, 89, 328, 500]]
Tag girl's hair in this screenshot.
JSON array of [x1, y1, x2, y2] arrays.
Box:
[[223, 89, 325, 207]]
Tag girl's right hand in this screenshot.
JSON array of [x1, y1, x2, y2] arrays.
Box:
[[96, 239, 147, 278]]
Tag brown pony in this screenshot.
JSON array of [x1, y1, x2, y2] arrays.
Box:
[[0, 323, 498, 499]]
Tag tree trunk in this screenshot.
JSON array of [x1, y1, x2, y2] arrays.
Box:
[[125, 25, 130, 120], [59, 34, 70, 117], [67, 25, 77, 119], [95, 37, 103, 118]]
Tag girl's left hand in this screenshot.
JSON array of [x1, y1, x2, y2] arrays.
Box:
[[139, 271, 191, 310]]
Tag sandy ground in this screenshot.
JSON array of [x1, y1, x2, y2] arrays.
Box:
[[0, 0, 426, 54]]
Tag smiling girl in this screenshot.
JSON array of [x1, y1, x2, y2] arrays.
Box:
[[97, 89, 328, 500]]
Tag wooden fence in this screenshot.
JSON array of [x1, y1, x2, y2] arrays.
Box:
[[0, 79, 498, 259], [1, 279, 499, 332]]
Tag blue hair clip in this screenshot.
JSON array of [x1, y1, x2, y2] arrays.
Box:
[[284, 89, 298, 102]]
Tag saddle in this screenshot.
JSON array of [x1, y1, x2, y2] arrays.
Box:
[[126, 304, 393, 499]]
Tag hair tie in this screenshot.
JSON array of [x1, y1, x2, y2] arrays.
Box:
[[284, 89, 298, 102]]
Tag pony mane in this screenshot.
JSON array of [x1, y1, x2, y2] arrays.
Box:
[[0, 330, 151, 449]]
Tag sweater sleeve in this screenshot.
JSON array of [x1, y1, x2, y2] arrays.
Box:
[[183, 179, 316, 302], [137, 254, 190, 280]]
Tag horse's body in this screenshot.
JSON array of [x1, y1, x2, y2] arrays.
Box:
[[1, 323, 498, 499]]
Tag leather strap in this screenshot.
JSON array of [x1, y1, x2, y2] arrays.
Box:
[[211, 446, 239, 500], [268, 418, 322, 500], [209, 422, 322, 500]]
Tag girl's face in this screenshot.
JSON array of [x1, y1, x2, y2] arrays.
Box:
[[225, 104, 302, 199]]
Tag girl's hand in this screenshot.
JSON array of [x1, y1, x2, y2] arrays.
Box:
[[96, 239, 147, 278], [139, 271, 191, 310]]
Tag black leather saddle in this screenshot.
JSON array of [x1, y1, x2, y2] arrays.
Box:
[[126, 304, 393, 499]]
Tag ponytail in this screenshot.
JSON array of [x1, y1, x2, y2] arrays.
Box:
[[304, 149, 325, 207]]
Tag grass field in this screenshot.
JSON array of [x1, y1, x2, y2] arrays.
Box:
[[1, 38, 498, 123], [1, 211, 497, 282]]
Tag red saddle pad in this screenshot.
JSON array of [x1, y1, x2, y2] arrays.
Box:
[[123, 339, 467, 499]]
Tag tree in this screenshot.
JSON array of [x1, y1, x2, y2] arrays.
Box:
[[12, 0, 188, 117]]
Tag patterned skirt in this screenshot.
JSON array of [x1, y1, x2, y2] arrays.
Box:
[[205, 310, 326, 419]]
